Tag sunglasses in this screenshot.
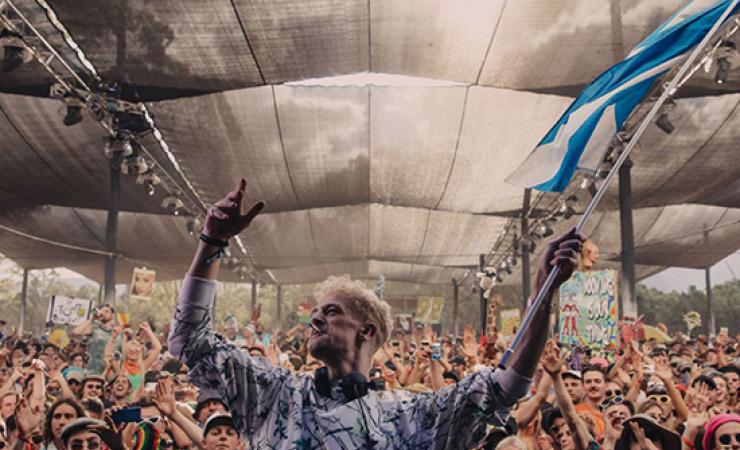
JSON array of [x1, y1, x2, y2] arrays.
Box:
[[605, 389, 623, 398], [648, 394, 671, 404], [86, 384, 103, 390], [144, 415, 161, 424], [600, 395, 625, 412], [68, 380, 81, 386], [718, 433, 740, 445], [69, 437, 102, 450]]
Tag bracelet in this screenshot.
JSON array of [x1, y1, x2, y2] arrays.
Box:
[[199, 234, 229, 247], [681, 436, 695, 448]]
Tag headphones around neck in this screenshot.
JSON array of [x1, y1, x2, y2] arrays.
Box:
[[314, 366, 377, 400]]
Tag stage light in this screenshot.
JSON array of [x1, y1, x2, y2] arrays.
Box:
[[121, 155, 149, 175], [136, 172, 161, 196], [715, 57, 731, 84], [507, 255, 517, 267], [0, 30, 31, 73], [656, 113, 674, 134], [538, 222, 554, 238], [559, 195, 578, 219], [186, 216, 203, 235], [234, 265, 249, 280], [63, 104, 83, 126], [104, 137, 134, 159], [161, 196, 184, 215], [499, 261, 512, 275]]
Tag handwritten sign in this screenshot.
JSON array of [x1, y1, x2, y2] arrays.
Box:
[[558, 270, 619, 349], [415, 297, 444, 324], [46, 296, 94, 326]]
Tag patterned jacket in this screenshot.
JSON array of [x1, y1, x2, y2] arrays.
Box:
[[169, 276, 532, 450]]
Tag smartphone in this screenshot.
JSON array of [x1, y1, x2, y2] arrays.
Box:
[[391, 340, 400, 349], [111, 406, 142, 425], [369, 368, 385, 390], [720, 327, 729, 336], [430, 343, 441, 361], [420, 339, 430, 349]]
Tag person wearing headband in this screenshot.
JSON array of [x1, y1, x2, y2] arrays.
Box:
[[169, 179, 583, 449]]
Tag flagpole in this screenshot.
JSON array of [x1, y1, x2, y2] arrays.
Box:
[[499, 0, 740, 368]]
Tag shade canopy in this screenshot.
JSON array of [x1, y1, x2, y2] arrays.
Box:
[[0, 0, 738, 285]]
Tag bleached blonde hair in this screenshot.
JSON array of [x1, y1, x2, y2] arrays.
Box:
[[314, 275, 393, 352]]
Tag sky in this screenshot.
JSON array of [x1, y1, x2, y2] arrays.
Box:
[[641, 252, 739, 292]]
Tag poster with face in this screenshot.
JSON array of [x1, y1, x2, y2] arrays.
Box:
[[130, 267, 156, 300]]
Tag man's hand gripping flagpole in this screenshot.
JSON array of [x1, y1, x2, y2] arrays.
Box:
[[499, 0, 740, 368]]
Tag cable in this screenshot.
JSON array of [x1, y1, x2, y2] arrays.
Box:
[[352, 384, 376, 450], [0, 223, 112, 256]]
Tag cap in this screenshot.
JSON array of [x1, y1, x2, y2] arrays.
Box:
[[203, 413, 238, 437], [194, 391, 227, 420], [562, 370, 582, 380], [449, 356, 466, 366], [66, 371, 84, 383], [81, 374, 106, 385], [61, 418, 106, 446], [542, 408, 563, 435]]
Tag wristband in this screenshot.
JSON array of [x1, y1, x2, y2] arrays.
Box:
[[681, 436, 695, 448], [199, 234, 229, 247]]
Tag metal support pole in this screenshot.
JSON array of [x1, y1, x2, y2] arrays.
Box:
[[19, 268, 28, 336], [521, 189, 532, 310], [452, 279, 459, 337], [251, 281, 257, 318], [619, 158, 637, 319], [479, 254, 486, 333], [706, 267, 715, 336], [104, 153, 122, 305], [276, 285, 282, 324]]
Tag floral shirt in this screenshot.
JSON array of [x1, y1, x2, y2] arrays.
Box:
[[169, 276, 532, 450]]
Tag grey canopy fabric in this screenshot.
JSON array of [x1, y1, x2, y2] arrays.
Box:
[[0, 0, 738, 285], [5, 0, 740, 97]]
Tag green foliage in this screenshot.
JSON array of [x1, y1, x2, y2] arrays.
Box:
[[0, 252, 736, 337], [637, 279, 740, 335]]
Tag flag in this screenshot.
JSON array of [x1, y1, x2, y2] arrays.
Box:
[[506, 0, 740, 192]]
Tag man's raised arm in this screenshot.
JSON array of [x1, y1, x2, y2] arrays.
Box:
[[168, 178, 264, 363]]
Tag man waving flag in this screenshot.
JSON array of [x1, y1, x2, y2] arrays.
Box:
[[506, 0, 740, 192]]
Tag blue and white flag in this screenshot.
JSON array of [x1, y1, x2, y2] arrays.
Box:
[[506, 0, 740, 192]]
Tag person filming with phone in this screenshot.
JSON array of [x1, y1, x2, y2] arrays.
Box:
[[168, 179, 583, 449], [71, 305, 120, 375]]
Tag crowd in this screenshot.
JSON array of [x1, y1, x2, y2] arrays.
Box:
[[0, 302, 737, 450]]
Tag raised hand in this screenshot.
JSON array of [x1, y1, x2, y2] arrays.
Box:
[[541, 340, 564, 375], [203, 178, 265, 241], [629, 422, 660, 450], [15, 395, 42, 437], [535, 228, 584, 293], [152, 378, 177, 417]]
